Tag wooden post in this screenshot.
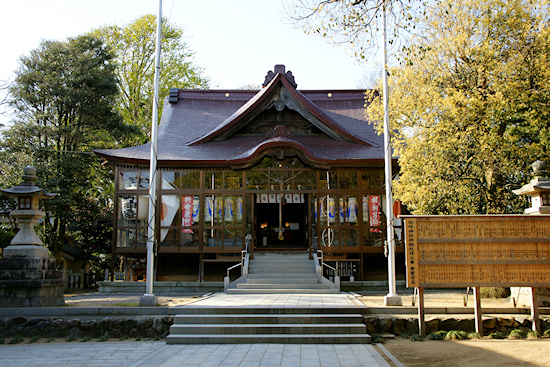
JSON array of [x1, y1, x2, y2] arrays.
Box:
[[417, 287, 426, 337], [531, 287, 540, 333], [199, 253, 203, 282], [474, 287, 483, 336]]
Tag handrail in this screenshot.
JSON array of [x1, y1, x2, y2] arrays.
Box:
[[226, 249, 247, 279], [224, 237, 251, 292], [317, 249, 337, 274], [226, 262, 242, 279]]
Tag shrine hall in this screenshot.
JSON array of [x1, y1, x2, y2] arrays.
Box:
[[95, 65, 405, 281]]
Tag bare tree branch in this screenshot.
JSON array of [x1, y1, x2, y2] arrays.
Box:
[[0, 80, 11, 114], [285, 0, 434, 62]]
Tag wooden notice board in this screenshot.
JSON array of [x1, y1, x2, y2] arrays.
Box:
[[402, 215, 550, 288]]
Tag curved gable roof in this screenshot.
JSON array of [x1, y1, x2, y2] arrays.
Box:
[[189, 73, 373, 146], [94, 65, 390, 168]]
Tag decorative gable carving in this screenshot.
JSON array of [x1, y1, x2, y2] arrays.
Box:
[[234, 108, 324, 137], [267, 125, 294, 139], [189, 65, 371, 146]]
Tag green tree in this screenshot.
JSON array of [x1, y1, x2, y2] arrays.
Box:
[[367, 0, 550, 214], [0, 148, 33, 248], [2, 35, 130, 260], [91, 15, 210, 144]]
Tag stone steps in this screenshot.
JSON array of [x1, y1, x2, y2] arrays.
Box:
[[245, 278, 319, 284], [226, 288, 340, 294], [166, 334, 371, 344], [248, 266, 315, 273], [230, 251, 338, 295], [170, 323, 367, 334], [173, 314, 363, 324], [170, 307, 363, 315], [236, 283, 331, 289], [168, 251, 356, 344], [167, 310, 370, 344], [246, 273, 318, 279]]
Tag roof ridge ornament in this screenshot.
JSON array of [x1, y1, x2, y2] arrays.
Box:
[[169, 88, 179, 103], [262, 64, 297, 88]]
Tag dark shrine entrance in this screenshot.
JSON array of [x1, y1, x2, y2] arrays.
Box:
[[254, 196, 308, 250]]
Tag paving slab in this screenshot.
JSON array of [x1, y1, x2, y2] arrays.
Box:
[[174, 292, 363, 309], [0, 341, 396, 367]]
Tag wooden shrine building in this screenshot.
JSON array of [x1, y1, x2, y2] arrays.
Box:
[[95, 65, 405, 281]]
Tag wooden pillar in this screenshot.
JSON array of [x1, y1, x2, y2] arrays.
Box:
[[360, 253, 364, 281], [250, 194, 255, 260], [474, 286, 483, 336], [417, 287, 426, 336], [199, 253, 203, 282], [531, 287, 540, 333]]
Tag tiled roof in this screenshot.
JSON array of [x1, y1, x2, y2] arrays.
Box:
[[95, 66, 388, 168]]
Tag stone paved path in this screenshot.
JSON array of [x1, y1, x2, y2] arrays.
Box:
[[0, 341, 395, 366], [0, 293, 404, 366], [175, 292, 364, 308]]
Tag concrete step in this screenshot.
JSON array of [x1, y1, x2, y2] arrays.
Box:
[[227, 251, 333, 295], [247, 268, 316, 273], [248, 267, 316, 273], [253, 253, 309, 258], [250, 260, 311, 264], [246, 273, 317, 279], [250, 260, 312, 265], [247, 276, 317, 284], [170, 308, 363, 315], [226, 288, 340, 294], [173, 314, 364, 324], [236, 283, 332, 289], [167, 334, 371, 344], [170, 323, 367, 335]]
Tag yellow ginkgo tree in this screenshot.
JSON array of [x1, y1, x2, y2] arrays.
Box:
[[367, 0, 550, 214]]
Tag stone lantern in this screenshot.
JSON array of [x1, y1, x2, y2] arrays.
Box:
[[512, 160, 550, 308], [1, 166, 55, 258], [512, 160, 550, 214], [0, 166, 65, 307]]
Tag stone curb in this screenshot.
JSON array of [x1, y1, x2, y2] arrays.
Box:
[[0, 307, 174, 317]]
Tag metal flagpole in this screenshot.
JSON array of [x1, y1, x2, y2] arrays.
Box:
[[382, 2, 401, 306], [140, 0, 162, 307]]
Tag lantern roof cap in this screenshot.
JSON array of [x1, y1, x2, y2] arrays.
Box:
[[513, 176, 550, 196], [0, 166, 55, 199]]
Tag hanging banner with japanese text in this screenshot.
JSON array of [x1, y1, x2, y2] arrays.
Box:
[[181, 195, 194, 233], [369, 195, 382, 233]]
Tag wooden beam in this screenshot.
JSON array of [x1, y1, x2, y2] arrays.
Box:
[[417, 287, 426, 337], [531, 287, 541, 333], [474, 287, 483, 336]]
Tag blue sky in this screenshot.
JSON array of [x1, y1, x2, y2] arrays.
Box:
[[0, 0, 377, 90]]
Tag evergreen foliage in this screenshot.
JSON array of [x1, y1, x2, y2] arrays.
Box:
[[2, 35, 128, 261]]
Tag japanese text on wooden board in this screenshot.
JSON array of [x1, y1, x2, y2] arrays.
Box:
[[402, 216, 550, 288]]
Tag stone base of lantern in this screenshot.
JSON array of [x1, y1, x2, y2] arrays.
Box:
[[3, 244, 50, 259], [525, 206, 550, 214], [0, 257, 65, 307]]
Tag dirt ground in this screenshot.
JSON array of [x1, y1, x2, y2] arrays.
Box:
[[356, 290, 522, 309], [383, 338, 550, 367], [363, 291, 550, 366], [63, 292, 203, 307]]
